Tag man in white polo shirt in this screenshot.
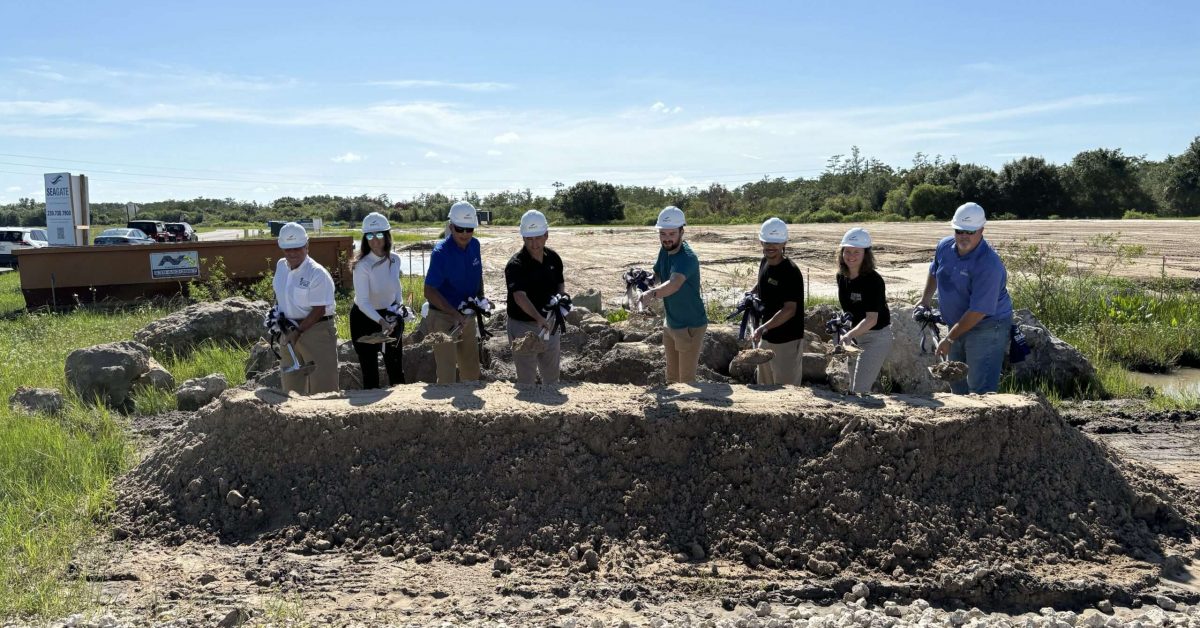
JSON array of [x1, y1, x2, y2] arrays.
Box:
[[273, 222, 339, 395]]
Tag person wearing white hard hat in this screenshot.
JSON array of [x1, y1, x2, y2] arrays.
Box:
[[749, 217, 806, 385], [504, 210, 566, 385], [919, 202, 1013, 394], [423, 201, 485, 383], [835, 227, 894, 393], [351, 212, 405, 389], [639, 206, 708, 383], [272, 222, 338, 395]]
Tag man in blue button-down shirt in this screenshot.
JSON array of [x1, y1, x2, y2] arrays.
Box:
[[918, 202, 1013, 394]]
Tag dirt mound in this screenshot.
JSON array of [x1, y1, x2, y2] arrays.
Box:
[[117, 384, 1199, 606], [930, 360, 969, 381]]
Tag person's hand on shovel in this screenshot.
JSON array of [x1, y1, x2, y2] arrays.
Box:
[[935, 336, 952, 358], [751, 324, 767, 345]]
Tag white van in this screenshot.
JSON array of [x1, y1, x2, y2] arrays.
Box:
[[0, 227, 50, 267]]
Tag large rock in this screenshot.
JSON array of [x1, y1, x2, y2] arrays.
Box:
[[613, 315, 661, 342], [565, 307, 593, 326], [804, 304, 840, 342], [245, 340, 275, 379], [699, 325, 741, 376], [134, 357, 175, 392], [880, 305, 949, 395], [573, 289, 602, 314], [8, 386, 64, 415], [565, 342, 664, 385], [176, 374, 229, 411], [65, 341, 152, 410], [1011, 309, 1095, 390], [134, 297, 269, 357], [802, 353, 830, 384]]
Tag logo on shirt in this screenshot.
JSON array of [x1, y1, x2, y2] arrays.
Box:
[[959, 269, 970, 277], [472, 258, 480, 266], [767, 278, 778, 286], [299, 277, 311, 288], [850, 292, 862, 302]]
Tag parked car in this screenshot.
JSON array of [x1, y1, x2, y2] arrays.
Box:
[[95, 228, 155, 246], [0, 227, 50, 267], [165, 222, 199, 242], [127, 220, 170, 242]]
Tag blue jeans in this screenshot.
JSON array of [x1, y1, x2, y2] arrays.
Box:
[[948, 315, 1011, 394]]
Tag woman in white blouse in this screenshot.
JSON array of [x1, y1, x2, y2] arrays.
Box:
[[351, 212, 405, 388]]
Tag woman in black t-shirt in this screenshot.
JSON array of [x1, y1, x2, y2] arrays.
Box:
[[835, 227, 894, 394]]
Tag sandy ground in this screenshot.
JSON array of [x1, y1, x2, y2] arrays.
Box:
[[459, 219, 1200, 302]]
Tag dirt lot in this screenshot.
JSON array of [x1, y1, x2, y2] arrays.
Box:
[[465, 219, 1200, 303]]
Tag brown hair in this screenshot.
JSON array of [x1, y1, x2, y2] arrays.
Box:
[[352, 231, 394, 270], [836, 246, 876, 277]]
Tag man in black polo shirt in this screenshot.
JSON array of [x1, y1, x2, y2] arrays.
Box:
[[750, 217, 806, 385], [505, 210, 566, 385]]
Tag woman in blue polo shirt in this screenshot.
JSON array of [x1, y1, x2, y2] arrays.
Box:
[[918, 202, 1013, 394], [423, 201, 484, 383]]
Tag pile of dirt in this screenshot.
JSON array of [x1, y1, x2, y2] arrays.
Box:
[[117, 384, 1199, 607], [929, 360, 969, 382]]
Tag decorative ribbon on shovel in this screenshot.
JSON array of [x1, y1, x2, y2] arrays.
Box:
[[622, 268, 654, 312], [825, 311, 857, 353], [456, 296, 494, 341], [911, 305, 944, 354], [726, 291, 765, 342], [542, 293, 572, 339]]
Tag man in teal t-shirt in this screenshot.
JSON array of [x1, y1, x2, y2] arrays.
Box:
[[639, 206, 709, 383]]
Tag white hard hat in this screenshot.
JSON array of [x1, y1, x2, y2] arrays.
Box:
[[759, 217, 788, 244], [656, 206, 686, 230], [840, 227, 872, 248], [519, 209, 548, 237], [362, 212, 390, 234], [278, 222, 308, 249], [448, 201, 480, 229], [950, 202, 987, 231]]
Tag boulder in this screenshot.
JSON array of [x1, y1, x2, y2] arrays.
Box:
[[339, 361, 363, 390], [65, 341, 152, 410], [244, 340, 274, 379], [804, 304, 840, 342], [8, 386, 64, 415], [573, 289, 602, 314], [613, 315, 661, 342], [402, 339, 437, 384], [802, 353, 830, 384], [1011, 309, 1095, 390], [699, 326, 741, 376], [825, 353, 853, 393], [880, 305, 949, 395], [565, 307, 593, 326], [134, 357, 175, 392], [176, 374, 229, 411], [134, 297, 270, 357], [565, 342, 664, 385]]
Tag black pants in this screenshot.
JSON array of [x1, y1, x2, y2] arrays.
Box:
[[350, 304, 404, 388]]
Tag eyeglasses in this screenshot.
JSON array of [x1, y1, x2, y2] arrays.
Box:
[[954, 229, 978, 235], [364, 232, 387, 240], [452, 225, 475, 234]]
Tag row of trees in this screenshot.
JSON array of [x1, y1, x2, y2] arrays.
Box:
[[2, 138, 1198, 228]]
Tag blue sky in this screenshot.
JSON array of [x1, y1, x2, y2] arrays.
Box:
[[1, 0, 1197, 204]]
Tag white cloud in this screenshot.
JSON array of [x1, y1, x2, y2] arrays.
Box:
[[331, 152, 363, 163], [650, 101, 683, 114], [11, 60, 298, 91], [367, 80, 514, 92], [493, 131, 520, 144], [424, 151, 440, 159]]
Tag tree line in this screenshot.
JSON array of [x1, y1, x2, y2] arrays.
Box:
[[2, 137, 1198, 228]]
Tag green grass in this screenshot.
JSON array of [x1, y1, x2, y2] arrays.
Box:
[[0, 294, 267, 617], [0, 272, 23, 316]]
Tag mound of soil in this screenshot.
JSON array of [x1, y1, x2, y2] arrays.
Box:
[[117, 384, 1199, 607]]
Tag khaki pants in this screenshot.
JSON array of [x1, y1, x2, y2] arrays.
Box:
[[507, 318, 561, 385], [663, 324, 707, 384], [426, 309, 481, 384], [280, 318, 339, 395], [758, 338, 804, 386], [850, 326, 893, 393]]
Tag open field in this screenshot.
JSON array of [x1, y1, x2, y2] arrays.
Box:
[[467, 219, 1200, 305]]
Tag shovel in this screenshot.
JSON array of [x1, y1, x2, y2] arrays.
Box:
[[281, 342, 317, 378], [356, 331, 398, 344]]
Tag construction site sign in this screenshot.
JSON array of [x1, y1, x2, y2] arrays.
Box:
[[150, 251, 200, 279]]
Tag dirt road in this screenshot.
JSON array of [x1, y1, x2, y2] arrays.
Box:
[[461, 219, 1200, 304]]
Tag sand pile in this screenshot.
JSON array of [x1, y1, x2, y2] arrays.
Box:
[[118, 384, 1197, 604]]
